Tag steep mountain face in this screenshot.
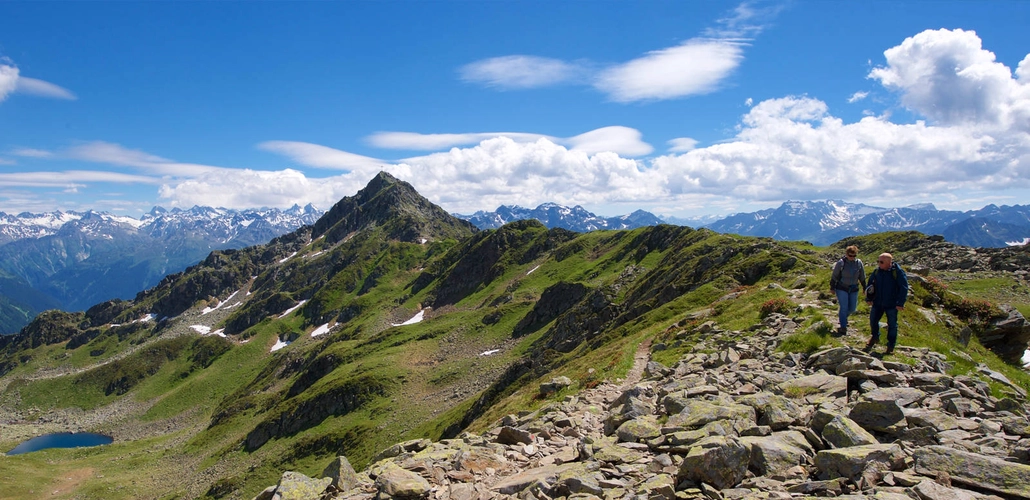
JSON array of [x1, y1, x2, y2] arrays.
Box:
[[457, 203, 664, 232], [0, 204, 324, 332], [706, 200, 1030, 248]]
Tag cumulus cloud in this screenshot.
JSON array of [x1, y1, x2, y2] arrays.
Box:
[[158, 169, 366, 210], [459, 56, 586, 89], [366, 126, 653, 157], [869, 28, 1030, 131], [595, 40, 744, 102]]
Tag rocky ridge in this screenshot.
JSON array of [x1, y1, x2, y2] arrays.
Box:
[[253, 312, 1030, 500]]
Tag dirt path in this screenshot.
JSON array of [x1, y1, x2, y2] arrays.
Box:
[[619, 338, 652, 390]]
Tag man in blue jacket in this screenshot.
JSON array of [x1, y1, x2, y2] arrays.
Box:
[[864, 252, 909, 355]]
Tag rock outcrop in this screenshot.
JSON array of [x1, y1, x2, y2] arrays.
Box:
[[255, 313, 1030, 500]]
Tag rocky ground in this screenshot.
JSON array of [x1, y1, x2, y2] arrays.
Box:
[[255, 309, 1030, 500]]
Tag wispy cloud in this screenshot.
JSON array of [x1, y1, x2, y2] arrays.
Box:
[[0, 170, 159, 188], [12, 148, 54, 158], [16, 77, 77, 100], [258, 141, 388, 171], [459, 2, 775, 103], [367, 131, 554, 151], [459, 55, 587, 89], [847, 91, 869, 103], [0, 61, 76, 102], [594, 40, 745, 102], [67, 141, 222, 177]]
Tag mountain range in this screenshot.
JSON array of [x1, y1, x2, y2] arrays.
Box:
[[0, 172, 1028, 499], [704, 200, 1030, 248], [0, 205, 324, 333], [456, 203, 664, 232], [2, 195, 1028, 334]]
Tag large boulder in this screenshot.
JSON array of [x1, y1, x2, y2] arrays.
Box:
[[740, 431, 814, 476], [814, 443, 905, 482], [821, 415, 878, 448], [273, 471, 332, 500], [914, 445, 1030, 499], [677, 436, 750, 489]]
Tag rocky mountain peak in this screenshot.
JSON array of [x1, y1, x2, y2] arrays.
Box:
[[312, 171, 476, 244]]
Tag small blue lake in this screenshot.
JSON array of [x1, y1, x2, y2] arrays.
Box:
[[6, 432, 113, 455]]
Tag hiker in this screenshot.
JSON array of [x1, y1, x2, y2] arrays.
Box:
[[830, 245, 867, 335], [864, 252, 909, 355]]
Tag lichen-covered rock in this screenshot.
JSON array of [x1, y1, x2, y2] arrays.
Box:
[[374, 463, 431, 498], [666, 399, 756, 431], [677, 435, 750, 489], [821, 415, 878, 448], [814, 443, 905, 481], [273, 471, 331, 500], [740, 430, 813, 476], [849, 400, 908, 434], [321, 456, 363, 492], [914, 445, 1030, 499]]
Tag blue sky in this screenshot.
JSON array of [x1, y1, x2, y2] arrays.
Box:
[[1, 1, 1028, 219]]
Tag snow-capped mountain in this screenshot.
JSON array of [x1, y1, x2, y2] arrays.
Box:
[[457, 203, 664, 232], [0, 205, 325, 333], [704, 200, 1030, 247]]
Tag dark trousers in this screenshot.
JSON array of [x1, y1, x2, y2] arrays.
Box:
[[869, 305, 899, 347]]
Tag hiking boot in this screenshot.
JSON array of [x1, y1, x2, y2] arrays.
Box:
[[837, 326, 847, 336], [884, 345, 895, 355], [863, 339, 877, 353]]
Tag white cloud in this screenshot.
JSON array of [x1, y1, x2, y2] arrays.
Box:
[[565, 126, 653, 156], [258, 141, 388, 171], [68, 141, 224, 176], [367, 131, 554, 150], [869, 28, 1030, 131], [0, 170, 158, 188], [12, 148, 54, 158], [745, 97, 753, 107], [157, 169, 364, 210], [15, 77, 76, 100], [0, 158, 16, 165], [367, 126, 653, 157], [847, 91, 869, 103], [594, 40, 744, 102], [0, 62, 75, 102], [0, 64, 18, 102], [668, 137, 699, 153], [459, 55, 585, 89]]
